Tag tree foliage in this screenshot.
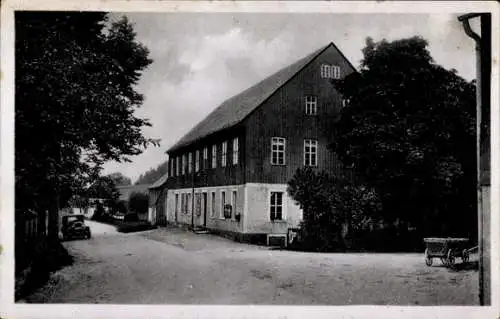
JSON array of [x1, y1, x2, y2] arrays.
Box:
[[108, 172, 132, 186], [15, 11, 158, 236], [288, 168, 381, 251], [331, 36, 476, 237], [135, 160, 169, 185], [128, 192, 149, 214]]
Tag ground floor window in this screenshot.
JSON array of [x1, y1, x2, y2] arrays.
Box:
[[210, 192, 216, 218], [220, 191, 226, 219], [270, 192, 283, 221]]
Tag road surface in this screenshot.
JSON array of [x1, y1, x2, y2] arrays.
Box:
[[24, 221, 479, 305]]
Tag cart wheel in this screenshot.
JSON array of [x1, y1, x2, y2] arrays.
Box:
[[440, 257, 448, 266], [425, 249, 433, 266], [462, 249, 469, 263], [447, 250, 455, 266]]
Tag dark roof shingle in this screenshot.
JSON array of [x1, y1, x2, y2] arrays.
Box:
[[168, 43, 333, 152]]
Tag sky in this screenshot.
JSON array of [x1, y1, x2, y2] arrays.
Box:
[[102, 12, 478, 183]]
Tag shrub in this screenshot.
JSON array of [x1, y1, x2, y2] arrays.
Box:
[[287, 167, 382, 252], [128, 192, 148, 214]]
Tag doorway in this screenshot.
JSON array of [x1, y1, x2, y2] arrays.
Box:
[[202, 192, 208, 227]]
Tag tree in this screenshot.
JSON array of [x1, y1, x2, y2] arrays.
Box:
[[87, 175, 120, 201], [288, 168, 381, 251], [331, 36, 476, 238], [108, 172, 132, 187], [15, 12, 158, 239], [128, 192, 149, 215], [135, 160, 169, 185]]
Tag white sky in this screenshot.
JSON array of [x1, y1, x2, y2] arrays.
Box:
[[102, 13, 478, 183]]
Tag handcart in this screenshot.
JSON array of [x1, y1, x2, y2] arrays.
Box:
[[423, 237, 471, 267]]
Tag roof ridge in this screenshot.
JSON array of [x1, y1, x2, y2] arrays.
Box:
[[167, 42, 335, 153]]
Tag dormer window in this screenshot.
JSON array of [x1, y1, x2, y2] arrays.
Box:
[[321, 64, 341, 79], [305, 95, 317, 115]]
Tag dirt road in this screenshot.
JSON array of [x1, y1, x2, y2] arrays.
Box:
[[24, 223, 479, 305]]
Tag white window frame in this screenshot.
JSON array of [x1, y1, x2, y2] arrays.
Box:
[[305, 95, 317, 115], [220, 191, 226, 219], [195, 150, 200, 172], [332, 65, 341, 79], [304, 139, 318, 166], [271, 137, 286, 165], [321, 64, 330, 78], [187, 193, 192, 215], [170, 159, 174, 177], [232, 137, 239, 165], [222, 141, 227, 167], [188, 152, 193, 173], [212, 144, 217, 168], [321, 64, 341, 79], [269, 191, 285, 221], [182, 154, 186, 175], [203, 147, 208, 169]]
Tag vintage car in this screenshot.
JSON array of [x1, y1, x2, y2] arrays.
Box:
[[61, 214, 91, 241]]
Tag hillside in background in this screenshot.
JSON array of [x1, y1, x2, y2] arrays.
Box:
[[135, 160, 168, 185]]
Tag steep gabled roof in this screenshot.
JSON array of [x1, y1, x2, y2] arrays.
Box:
[[168, 43, 335, 153], [148, 172, 169, 189]]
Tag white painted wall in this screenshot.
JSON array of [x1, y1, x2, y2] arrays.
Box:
[[245, 183, 302, 234]]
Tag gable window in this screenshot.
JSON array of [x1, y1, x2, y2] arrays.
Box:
[[210, 192, 216, 218], [222, 141, 228, 167], [188, 152, 193, 173], [195, 150, 200, 172], [212, 144, 217, 168], [220, 191, 226, 219], [271, 137, 286, 165], [181, 154, 186, 175], [320, 64, 341, 79], [305, 95, 317, 115], [203, 147, 208, 169], [232, 137, 239, 165], [270, 192, 283, 221], [304, 139, 318, 166]]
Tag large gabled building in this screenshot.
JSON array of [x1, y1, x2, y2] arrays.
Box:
[[161, 42, 356, 245]]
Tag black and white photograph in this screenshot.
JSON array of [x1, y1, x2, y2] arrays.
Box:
[[1, 1, 498, 318]]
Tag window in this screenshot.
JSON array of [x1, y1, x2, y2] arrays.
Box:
[[170, 160, 174, 177], [203, 147, 208, 169], [222, 141, 227, 167], [270, 192, 283, 221], [195, 150, 200, 172], [320, 64, 330, 78], [320, 64, 341, 79], [175, 194, 179, 214], [188, 152, 193, 173], [181, 154, 186, 175], [305, 96, 317, 115], [221, 191, 226, 219], [210, 192, 216, 218], [212, 144, 217, 168], [187, 193, 191, 214], [176, 157, 179, 176], [181, 193, 185, 213], [271, 137, 286, 165], [232, 191, 237, 212], [232, 137, 239, 165], [304, 139, 318, 166]]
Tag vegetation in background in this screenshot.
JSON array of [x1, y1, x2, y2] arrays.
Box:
[[288, 36, 476, 252], [135, 160, 169, 185]]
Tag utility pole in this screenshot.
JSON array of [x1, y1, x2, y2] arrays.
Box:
[[458, 13, 491, 306]]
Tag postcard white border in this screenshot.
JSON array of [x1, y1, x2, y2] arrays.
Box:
[[1, 1, 499, 319]]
